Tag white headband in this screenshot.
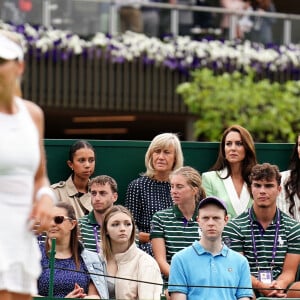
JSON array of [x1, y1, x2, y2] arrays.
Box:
[[0, 33, 24, 61]]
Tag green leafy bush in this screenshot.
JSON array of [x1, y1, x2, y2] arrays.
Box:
[[177, 68, 300, 142]]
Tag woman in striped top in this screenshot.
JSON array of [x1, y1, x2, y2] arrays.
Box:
[[150, 166, 206, 279]]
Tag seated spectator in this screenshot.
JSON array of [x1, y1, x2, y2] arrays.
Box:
[[223, 163, 300, 298], [277, 133, 300, 221], [115, 0, 145, 33], [168, 196, 252, 299], [37, 202, 109, 299], [238, 0, 254, 38], [79, 175, 118, 253], [150, 166, 206, 280], [158, 0, 174, 37], [220, 0, 245, 39], [202, 124, 257, 219], [125, 132, 184, 256], [194, 0, 217, 29], [177, 0, 194, 36], [51, 140, 96, 219], [100, 205, 163, 299], [1, 0, 25, 24], [142, 0, 160, 37], [249, 0, 276, 44]]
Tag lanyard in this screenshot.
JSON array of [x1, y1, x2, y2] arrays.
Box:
[[249, 208, 280, 270], [93, 225, 100, 253]]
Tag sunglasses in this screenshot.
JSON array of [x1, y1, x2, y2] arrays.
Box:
[[53, 216, 73, 224]]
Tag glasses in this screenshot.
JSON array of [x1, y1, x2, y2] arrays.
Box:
[[53, 216, 73, 224]]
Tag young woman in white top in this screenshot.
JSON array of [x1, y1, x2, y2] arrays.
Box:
[[0, 30, 55, 300]]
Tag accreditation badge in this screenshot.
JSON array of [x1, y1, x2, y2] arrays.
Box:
[[258, 269, 273, 284]]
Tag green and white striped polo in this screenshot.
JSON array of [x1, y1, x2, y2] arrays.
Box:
[[223, 208, 300, 279], [150, 205, 200, 264]]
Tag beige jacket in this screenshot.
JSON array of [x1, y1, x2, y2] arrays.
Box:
[[104, 243, 163, 299], [51, 175, 92, 219]]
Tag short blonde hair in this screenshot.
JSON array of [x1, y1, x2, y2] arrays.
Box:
[[144, 133, 184, 178]]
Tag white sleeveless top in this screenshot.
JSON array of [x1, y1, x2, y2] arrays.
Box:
[[0, 97, 41, 279]]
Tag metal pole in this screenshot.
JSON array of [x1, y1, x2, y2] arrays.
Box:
[[48, 238, 56, 298], [283, 19, 292, 45], [108, 0, 117, 35], [170, 7, 179, 37], [42, 0, 51, 28], [229, 14, 238, 40]]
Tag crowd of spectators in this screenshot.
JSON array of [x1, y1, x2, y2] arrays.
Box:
[[0, 0, 277, 43], [3, 23, 300, 299], [32, 129, 300, 299]]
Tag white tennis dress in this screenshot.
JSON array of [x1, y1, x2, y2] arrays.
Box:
[[0, 97, 41, 294]]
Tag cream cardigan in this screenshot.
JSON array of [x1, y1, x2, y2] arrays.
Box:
[[103, 243, 163, 299]]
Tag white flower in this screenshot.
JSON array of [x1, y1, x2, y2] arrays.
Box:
[[2, 21, 300, 76]]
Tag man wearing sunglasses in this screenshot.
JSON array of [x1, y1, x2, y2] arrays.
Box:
[[78, 175, 118, 252]]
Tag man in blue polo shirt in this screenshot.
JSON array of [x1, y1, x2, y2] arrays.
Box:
[[223, 163, 300, 298], [168, 196, 252, 300]]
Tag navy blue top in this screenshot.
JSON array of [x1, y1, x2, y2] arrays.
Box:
[[38, 243, 91, 297], [125, 175, 172, 255]]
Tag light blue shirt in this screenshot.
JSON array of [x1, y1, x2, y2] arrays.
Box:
[[168, 241, 252, 300]]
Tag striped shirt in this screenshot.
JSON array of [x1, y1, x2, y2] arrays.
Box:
[[223, 208, 300, 279], [78, 211, 100, 253], [150, 205, 199, 264]]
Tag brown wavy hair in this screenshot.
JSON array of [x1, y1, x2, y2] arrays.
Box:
[[284, 134, 300, 217], [45, 202, 81, 270], [210, 124, 257, 187]]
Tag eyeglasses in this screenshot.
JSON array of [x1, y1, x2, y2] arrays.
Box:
[[53, 216, 73, 224]]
